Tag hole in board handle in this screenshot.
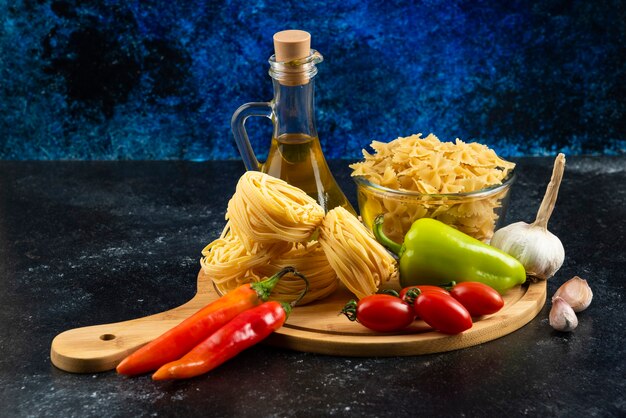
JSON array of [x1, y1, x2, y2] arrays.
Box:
[[100, 334, 116, 341]]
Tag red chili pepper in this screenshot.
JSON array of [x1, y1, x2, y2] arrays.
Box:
[[449, 282, 504, 316], [116, 267, 299, 376], [152, 301, 290, 380]]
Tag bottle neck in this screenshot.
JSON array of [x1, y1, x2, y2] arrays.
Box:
[[272, 78, 318, 139]]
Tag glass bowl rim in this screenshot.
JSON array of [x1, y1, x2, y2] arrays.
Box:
[[353, 170, 516, 199]]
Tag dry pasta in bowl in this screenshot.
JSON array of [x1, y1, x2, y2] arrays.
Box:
[[350, 133, 516, 243]]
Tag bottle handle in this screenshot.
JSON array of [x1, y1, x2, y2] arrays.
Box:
[[231, 102, 273, 170]]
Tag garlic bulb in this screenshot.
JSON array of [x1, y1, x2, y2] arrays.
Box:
[[553, 276, 593, 312], [491, 153, 566, 280], [549, 296, 578, 332], [491, 222, 564, 280]]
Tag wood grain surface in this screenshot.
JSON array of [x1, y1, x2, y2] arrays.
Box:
[[51, 270, 546, 373]]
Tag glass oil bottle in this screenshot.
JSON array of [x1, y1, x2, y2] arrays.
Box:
[[231, 30, 356, 215]]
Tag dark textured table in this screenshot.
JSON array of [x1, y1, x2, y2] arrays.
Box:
[[1, 158, 624, 417]]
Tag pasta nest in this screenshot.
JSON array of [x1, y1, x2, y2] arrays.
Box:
[[226, 171, 325, 252], [202, 171, 397, 304], [202, 234, 338, 305], [319, 207, 397, 300]]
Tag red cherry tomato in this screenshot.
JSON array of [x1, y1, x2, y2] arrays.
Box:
[[399, 285, 450, 319], [414, 292, 473, 334], [449, 282, 504, 316], [399, 285, 449, 300], [354, 294, 414, 332]]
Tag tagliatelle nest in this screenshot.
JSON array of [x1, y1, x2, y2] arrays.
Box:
[[226, 171, 325, 253], [253, 241, 339, 305], [201, 233, 338, 305], [202, 171, 398, 303], [318, 207, 397, 300]]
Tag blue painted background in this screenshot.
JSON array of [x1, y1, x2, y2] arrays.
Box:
[[1, 0, 625, 160]]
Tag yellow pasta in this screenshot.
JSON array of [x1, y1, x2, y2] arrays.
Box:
[[203, 170, 400, 303], [200, 232, 268, 291], [202, 235, 338, 306], [226, 171, 325, 252], [319, 207, 396, 299], [254, 241, 338, 305], [201, 173, 336, 305], [350, 133, 515, 242]]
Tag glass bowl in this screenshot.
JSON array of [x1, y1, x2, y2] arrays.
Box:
[[354, 171, 516, 244]]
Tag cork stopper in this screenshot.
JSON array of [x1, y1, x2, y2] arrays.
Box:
[[273, 30, 311, 62]]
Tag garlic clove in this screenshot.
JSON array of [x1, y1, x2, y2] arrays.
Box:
[[549, 296, 578, 332], [553, 276, 593, 312]]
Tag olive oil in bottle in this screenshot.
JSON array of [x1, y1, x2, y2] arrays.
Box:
[[231, 30, 355, 215], [262, 133, 354, 213]]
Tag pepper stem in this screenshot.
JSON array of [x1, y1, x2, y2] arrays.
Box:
[[289, 270, 309, 308], [278, 270, 308, 318], [251, 266, 297, 302], [279, 302, 293, 316], [373, 214, 403, 256]]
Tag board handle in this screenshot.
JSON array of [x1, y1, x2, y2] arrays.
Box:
[[50, 297, 203, 373]]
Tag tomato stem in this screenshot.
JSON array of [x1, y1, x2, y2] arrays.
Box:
[[403, 288, 422, 306], [377, 289, 400, 297], [340, 300, 358, 322], [438, 281, 457, 291]]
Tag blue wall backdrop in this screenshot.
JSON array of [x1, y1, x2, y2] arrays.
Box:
[[1, 0, 625, 160]]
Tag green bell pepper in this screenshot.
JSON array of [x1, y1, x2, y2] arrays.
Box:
[[373, 216, 526, 294]]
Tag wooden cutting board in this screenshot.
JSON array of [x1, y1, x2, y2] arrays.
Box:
[[51, 270, 546, 373]]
